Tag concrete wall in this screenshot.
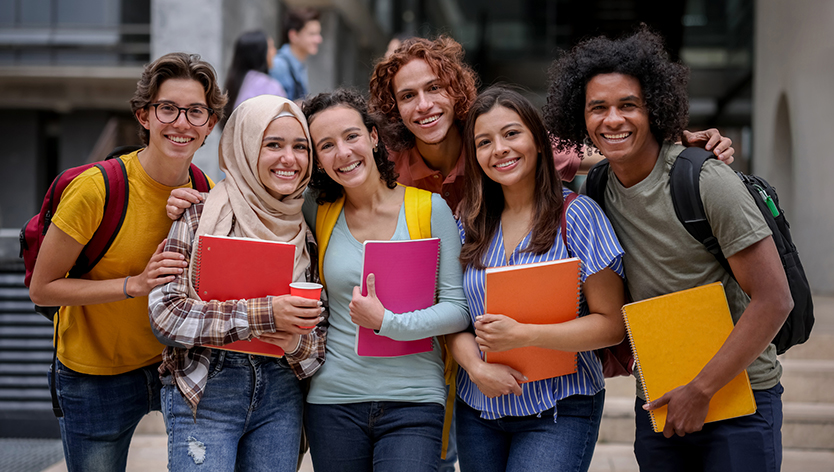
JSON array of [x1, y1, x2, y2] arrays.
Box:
[[0, 112, 39, 230], [754, 0, 834, 294]]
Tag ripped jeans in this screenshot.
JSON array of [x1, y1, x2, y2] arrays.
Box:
[[161, 350, 303, 472]]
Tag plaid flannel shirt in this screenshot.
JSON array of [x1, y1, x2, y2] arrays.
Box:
[[149, 200, 328, 413]]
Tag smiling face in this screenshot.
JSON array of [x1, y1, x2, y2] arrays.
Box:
[[393, 58, 457, 146], [584, 72, 659, 168], [473, 105, 539, 192], [136, 78, 217, 163], [257, 116, 310, 198], [290, 20, 323, 59], [308, 105, 380, 190]]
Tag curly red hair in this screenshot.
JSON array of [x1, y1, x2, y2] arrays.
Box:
[[369, 36, 478, 151]]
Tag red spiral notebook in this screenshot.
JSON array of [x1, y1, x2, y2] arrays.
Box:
[[355, 238, 440, 357], [484, 258, 582, 382], [193, 234, 296, 357]]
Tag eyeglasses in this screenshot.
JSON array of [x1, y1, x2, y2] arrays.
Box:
[[149, 103, 214, 127]]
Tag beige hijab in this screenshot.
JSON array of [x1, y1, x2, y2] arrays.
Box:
[[192, 95, 313, 292]]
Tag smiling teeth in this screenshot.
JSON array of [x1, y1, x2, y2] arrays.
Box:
[[339, 162, 360, 172], [272, 170, 296, 177], [603, 133, 630, 139], [496, 158, 519, 168], [419, 115, 440, 125], [169, 136, 192, 143]]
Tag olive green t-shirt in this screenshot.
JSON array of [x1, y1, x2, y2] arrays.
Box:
[[602, 142, 780, 395]]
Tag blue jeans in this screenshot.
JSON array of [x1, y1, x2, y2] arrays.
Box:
[[306, 401, 445, 472], [162, 350, 303, 472], [50, 359, 162, 472], [634, 383, 783, 472], [455, 390, 605, 472]]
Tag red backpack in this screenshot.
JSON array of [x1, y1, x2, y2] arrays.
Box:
[[19, 145, 211, 318]]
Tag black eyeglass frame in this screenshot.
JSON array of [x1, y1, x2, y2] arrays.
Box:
[[148, 102, 215, 127]]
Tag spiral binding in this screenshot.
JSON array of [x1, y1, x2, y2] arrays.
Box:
[[572, 260, 583, 373], [193, 236, 204, 294], [622, 309, 656, 432]]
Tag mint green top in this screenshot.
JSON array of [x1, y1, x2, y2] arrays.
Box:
[[302, 192, 469, 405]]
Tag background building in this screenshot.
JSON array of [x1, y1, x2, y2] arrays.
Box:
[[0, 0, 830, 442]]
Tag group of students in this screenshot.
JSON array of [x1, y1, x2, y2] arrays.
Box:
[[29, 26, 791, 472]]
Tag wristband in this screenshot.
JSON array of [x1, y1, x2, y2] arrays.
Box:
[[123, 276, 134, 299]]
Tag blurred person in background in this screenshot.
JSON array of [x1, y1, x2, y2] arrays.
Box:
[[222, 30, 287, 127], [270, 7, 322, 102]]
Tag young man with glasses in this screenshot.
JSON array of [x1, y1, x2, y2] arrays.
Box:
[[28, 52, 226, 472]]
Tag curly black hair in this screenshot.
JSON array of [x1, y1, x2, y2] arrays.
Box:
[[543, 26, 689, 154], [301, 88, 398, 203]]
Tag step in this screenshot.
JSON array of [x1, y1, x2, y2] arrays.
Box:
[[0, 377, 49, 387], [0, 364, 52, 375], [0, 325, 55, 337], [0, 287, 31, 300], [0, 301, 37, 312], [0, 388, 51, 401], [0, 313, 52, 325], [0, 351, 53, 362], [779, 359, 834, 403], [0, 273, 24, 286], [0, 339, 54, 350], [599, 396, 834, 450]]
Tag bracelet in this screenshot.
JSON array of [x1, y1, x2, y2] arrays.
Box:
[[123, 276, 134, 299]]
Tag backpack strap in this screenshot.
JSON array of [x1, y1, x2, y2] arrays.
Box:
[[314, 195, 346, 290], [189, 164, 212, 192], [582, 158, 610, 211], [669, 147, 733, 275], [68, 157, 129, 278], [402, 184, 433, 239]]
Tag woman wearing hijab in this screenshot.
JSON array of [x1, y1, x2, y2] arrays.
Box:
[[148, 95, 327, 472]]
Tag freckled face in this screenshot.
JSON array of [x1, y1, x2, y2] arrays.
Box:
[[473, 105, 539, 191], [257, 116, 310, 198], [309, 105, 380, 190]]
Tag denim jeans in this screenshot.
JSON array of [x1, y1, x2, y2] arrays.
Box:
[[634, 383, 784, 472], [50, 359, 162, 472], [162, 350, 303, 472], [455, 390, 605, 472], [305, 401, 445, 472]]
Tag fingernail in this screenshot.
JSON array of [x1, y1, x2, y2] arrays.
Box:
[[317, 301, 323, 306]]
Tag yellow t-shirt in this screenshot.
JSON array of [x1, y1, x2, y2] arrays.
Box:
[[51, 150, 212, 375]]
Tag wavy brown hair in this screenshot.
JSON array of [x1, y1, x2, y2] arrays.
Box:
[[543, 26, 689, 154], [368, 36, 478, 151], [302, 89, 398, 203], [459, 86, 564, 270], [130, 52, 227, 145]]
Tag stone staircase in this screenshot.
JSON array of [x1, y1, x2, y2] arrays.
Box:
[[597, 295, 834, 464], [0, 271, 60, 438]]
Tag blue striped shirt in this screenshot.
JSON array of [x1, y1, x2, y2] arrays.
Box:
[[457, 189, 625, 420]]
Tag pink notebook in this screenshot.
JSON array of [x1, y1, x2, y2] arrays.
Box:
[[194, 234, 296, 358], [355, 238, 440, 357]]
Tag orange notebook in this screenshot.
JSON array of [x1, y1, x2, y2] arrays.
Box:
[[622, 282, 757, 432], [484, 258, 581, 383], [193, 234, 296, 358]]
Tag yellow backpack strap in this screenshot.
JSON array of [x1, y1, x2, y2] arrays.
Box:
[[314, 195, 345, 290], [402, 184, 457, 459]]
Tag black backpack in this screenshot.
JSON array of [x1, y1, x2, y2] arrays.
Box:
[[583, 147, 813, 355]]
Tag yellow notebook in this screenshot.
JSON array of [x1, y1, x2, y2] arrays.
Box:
[[622, 282, 757, 433]]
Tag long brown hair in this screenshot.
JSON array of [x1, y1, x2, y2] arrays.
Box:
[[459, 86, 564, 270]]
